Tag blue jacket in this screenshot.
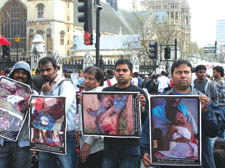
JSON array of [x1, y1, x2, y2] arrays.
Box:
[[140, 86, 223, 168]]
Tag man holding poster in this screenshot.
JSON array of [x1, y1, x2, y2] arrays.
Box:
[[102, 59, 149, 168], [38, 56, 77, 168], [141, 59, 224, 168], [0, 61, 35, 168]]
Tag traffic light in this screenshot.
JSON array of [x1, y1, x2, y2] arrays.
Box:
[[149, 41, 158, 59], [165, 46, 171, 59], [78, 0, 93, 45], [2, 45, 10, 57]]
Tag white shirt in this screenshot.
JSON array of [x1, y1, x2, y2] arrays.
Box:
[[157, 75, 170, 93]]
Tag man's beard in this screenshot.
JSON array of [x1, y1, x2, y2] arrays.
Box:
[[43, 76, 51, 82]]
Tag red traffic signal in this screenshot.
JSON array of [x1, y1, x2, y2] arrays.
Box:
[[84, 32, 93, 45]]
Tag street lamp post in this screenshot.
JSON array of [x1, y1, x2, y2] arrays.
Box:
[[14, 35, 20, 61]]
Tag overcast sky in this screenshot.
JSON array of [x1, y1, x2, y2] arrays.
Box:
[[101, 0, 225, 47]]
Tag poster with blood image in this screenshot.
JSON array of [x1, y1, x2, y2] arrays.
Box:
[[82, 92, 141, 138]]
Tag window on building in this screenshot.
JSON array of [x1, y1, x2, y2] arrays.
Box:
[[1, 1, 27, 52], [175, 12, 178, 20], [37, 4, 44, 18], [186, 16, 189, 25], [60, 31, 65, 45], [171, 13, 174, 19]]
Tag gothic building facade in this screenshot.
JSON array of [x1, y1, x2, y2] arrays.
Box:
[[0, 0, 74, 60], [138, 0, 191, 57]]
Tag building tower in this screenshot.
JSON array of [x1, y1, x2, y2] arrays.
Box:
[[140, 0, 191, 57], [107, 0, 118, 11], [27, 0, 74, 58]]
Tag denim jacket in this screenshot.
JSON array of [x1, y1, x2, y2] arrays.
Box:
[[141, 86, 222, 168]]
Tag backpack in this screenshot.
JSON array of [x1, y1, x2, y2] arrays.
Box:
[[146, 80, 158, 94]]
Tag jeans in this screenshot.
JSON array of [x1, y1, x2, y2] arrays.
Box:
[[79, 150, 103, 168], [38, 133, 77, 168], [102, 144, 140, 168], [0, 141, 31, 168]]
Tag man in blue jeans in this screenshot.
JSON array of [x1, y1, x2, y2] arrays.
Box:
[[0, 61, 37, 168], [38, 56, 77, 168], [102, 59, 149, 168]]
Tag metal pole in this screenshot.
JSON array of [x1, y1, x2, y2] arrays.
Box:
[[175, 39, 177, 60], [215, 41, 217, 62], [2, 46, 5, 73], [95, 0, 102, 67], [16, 42, 18, 62]]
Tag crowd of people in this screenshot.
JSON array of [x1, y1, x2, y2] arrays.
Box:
[[0, 57, 224, 168]]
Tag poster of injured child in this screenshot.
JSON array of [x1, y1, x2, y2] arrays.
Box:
[[149, 95, 201, 166], [29, 96, 66, 155], [82, 92, 141, 138], [0, 76, 32, 141]]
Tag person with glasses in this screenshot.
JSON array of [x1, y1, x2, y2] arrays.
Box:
[[76, 66, 105, 168]]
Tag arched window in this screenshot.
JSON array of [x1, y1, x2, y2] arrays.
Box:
[[0, 1, 27, 53], [60, 31, 65, 45], [37, 4, 44, 18]]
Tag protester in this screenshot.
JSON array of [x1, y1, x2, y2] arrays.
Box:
[[145, 74, 158, 95], [76, 66, 104, 168], [63, 68, 72, 79], [157, 71, 170, 94], [131, 72, 139, 87], [0, 61, 36, 168], [32, 68, 44, 93], [102, 59, 149, 168], [213, 138, 225, 168], [38, 56, 77, 168], [213, 66, 225, 138], [141, 59, 224, 168], [194, 65, 219, 104]]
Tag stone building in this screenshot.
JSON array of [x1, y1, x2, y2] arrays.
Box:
[[0, 0, 142, 63], [138, 0, 191, 57]]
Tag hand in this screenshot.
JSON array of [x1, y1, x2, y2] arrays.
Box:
[[75, 131, 81, 146], [80, 143, 91, 163], [41, 82, 51, 93], [137, 93, 146, 107], [199, 95, 209, 112], [143, 153, 153, 167]]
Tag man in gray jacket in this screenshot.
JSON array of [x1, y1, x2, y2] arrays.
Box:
[[38, 56, 77, 168], [0, 61, 36, 168], [194, 64, 219, 104]]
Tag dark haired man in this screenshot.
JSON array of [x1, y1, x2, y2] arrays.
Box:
[[77, 66, 104, 168], [213, 66, 225, 106], [157, 71, 170, 94], [0, 61, 36, 168], [38, 56, 77, 168], [213, 66, 225, 138], [102, 59, 149, 168], [194, 65, 219, 104], [141, 59, 223, 168]]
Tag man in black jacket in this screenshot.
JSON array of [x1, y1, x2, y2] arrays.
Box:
[[102, 59, 149, 168]]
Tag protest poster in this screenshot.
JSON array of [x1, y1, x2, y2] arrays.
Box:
[[29, 96, 66, 155], [0, 76, 32, 141], [149, 95, 201, 166], [82, 92, 141, 138]]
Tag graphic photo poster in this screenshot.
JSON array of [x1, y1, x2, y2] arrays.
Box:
[[82, 91, 141, 138], [149, 95, 202, 166], [0, 76, 32, 141], [29, 95, 66, 155]]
